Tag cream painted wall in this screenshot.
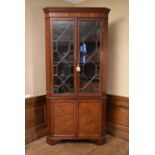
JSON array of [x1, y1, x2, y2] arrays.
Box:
[[25, 0, 72, 96], [25, 0, 129, 97]]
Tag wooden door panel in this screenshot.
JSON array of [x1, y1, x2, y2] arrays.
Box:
[[52, 100, 76, 137], [78, 100, 101, 137]]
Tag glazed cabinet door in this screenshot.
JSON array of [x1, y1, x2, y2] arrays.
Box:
[[77, 19, 102, 96], [51, 19, 75, 96]]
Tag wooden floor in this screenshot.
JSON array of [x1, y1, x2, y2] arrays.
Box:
[[26, 135, 129, 155]]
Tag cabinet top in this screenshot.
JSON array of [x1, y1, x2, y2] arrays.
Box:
[[43, 7, 110, 14]]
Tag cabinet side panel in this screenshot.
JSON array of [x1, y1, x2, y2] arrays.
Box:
[[102, 18, 108, 96], [45, 16, 52, 96], [78, 100, 101, 137], [52, 100, 76, 137]]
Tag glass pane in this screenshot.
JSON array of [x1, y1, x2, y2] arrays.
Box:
[[79, 20, 101, 93], [52, 20, 74, 94]]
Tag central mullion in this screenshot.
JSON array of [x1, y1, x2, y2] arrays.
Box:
[[74, 18, 78, 98], [74, 18, 79, 137], [73, 18, 78, 137]]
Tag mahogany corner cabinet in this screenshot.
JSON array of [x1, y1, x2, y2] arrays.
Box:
[[43, 7, 110, 145]]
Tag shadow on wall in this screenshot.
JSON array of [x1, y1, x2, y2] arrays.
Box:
[[107, 17, 125, 93]]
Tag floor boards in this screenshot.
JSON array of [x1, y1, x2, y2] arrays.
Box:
[[26, 135, 129, 155]]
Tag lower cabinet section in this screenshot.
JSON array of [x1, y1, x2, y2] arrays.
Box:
[[47, 99, 106, 144]]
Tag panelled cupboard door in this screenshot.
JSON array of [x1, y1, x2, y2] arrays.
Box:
[[52, 100, 76, 137], [78, 100, 102, 137]]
